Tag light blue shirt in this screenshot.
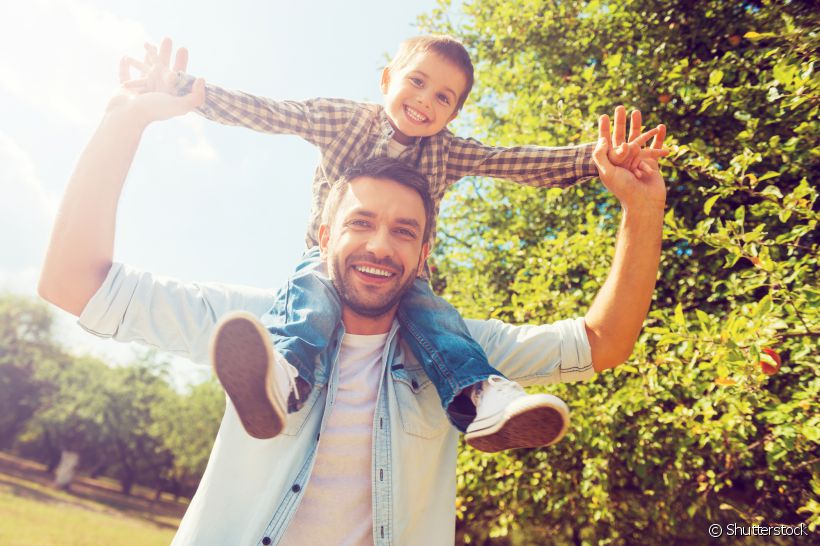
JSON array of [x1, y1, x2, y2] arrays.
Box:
[[79, 263, 595, 545]]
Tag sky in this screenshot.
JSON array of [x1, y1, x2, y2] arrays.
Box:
[[0, 0, 443, 387]]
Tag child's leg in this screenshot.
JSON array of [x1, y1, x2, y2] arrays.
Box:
[[212, 247, 341, 439], [397, 279, 570, 452], [261, 246, 340, 407]]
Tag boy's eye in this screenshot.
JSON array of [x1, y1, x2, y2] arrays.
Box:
[[437, 94, 451, 105], [409, 77, 423, 87]]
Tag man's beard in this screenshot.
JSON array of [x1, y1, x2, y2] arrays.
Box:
[[330, 252, 419, 317]]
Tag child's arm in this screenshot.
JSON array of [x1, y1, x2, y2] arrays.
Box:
[[129, 38, 358, 149], [446, 107, 666, 188]]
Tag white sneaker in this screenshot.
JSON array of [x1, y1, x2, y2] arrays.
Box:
[[211, 311, 299, 439], [464, 376, 569, 453]]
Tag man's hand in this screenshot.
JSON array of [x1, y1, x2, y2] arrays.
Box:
[[604, 106, 669, 179], [593, 112, 667, 213], [111, 38, 204, 125]]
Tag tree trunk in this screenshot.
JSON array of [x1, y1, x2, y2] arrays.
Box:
[[53, 450, 79, 490]]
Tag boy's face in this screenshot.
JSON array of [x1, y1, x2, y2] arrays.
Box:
[[380, 52, 467, 144]]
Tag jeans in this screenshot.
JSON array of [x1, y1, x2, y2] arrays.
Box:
[[261, 247, 503, 431]]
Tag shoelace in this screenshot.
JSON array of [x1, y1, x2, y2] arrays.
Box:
[[472, 375, 522, 405], [276, 354, 301, 401]]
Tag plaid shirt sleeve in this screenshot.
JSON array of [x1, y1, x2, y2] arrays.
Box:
[[446, 135, 598, 188], [176, 73, 356, 148]]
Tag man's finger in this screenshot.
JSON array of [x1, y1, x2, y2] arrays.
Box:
[[173, 47, 189, 73], [144, 42, 159, 64], [599, 114, 612, 143], [652, 124, 667, 149], [159, 38, 172, 68], [628, 109, 642, 142], [613, 105, 626, 147]]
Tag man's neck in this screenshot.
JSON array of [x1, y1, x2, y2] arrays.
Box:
[[341, 306, 397, 335]]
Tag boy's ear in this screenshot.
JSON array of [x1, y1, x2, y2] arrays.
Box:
[[318, 224, 330, 258], [380, 66, 391, 94]]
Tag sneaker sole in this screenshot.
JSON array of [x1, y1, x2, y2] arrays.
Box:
[[464, 394, 569, 453], [211, 311, 286, 439]]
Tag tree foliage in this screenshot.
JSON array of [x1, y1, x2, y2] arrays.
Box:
[[422, 0, 818, 543], [1, 294, 224, 498]]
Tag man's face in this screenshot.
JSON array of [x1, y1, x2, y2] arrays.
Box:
[[380, 52, 467, 144], [319, 176, 429, 323]]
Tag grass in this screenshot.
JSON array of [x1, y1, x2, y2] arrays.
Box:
[[0, 453, 182, 546]]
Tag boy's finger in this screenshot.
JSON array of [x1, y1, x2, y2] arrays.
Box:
[[652, 124, 667, 149], [628, 110, 642, 142], [613, 105, 626, 147], [119, 56, 147, 82], [173, 47, 189, 73], [592, 137, 612, 179], [632, 127, 659, 147], [122, 78, 149, 88], [159, 38, 172, 68]]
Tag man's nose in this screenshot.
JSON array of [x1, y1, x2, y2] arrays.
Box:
[[365, 227, 393, 258]]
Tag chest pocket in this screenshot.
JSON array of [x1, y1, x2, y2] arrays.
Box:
[[390, 353, 449, 439], [281, 373, 326, 437]]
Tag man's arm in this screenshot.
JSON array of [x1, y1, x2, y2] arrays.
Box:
[[38, 53, 204, 316], [584, 117, 667, 371]]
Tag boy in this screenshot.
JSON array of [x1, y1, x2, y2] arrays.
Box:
[[124, 35, 664, 452]]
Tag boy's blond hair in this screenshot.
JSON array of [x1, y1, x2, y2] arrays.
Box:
[[388, 35, 474, 111]]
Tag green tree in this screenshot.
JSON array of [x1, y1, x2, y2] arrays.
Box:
[[422, 0, 818, 543]]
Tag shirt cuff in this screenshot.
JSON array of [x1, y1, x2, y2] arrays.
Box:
[[575, 142, 598, 180], [77, 262, 137, 338]]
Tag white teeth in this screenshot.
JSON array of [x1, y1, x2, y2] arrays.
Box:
[[355, 265, 393, 277], [405, 106, 427, 122]]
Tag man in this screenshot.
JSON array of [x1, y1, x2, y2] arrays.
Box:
[[38, 55, 666, 545]]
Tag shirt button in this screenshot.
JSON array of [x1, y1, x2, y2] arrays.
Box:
[[292, 484, 301, 493], [262, 538, 271, 545]]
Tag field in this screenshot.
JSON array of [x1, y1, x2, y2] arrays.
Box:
[[0, 452, 185, 546]]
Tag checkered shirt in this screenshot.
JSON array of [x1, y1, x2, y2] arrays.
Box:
[[178, 76, 597, 249]]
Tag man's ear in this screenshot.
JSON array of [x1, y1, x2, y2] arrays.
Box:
[[318, 224, 330, 259], [380, 66, 391, 94], [416, 242, 431, 276]]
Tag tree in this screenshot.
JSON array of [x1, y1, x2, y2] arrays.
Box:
[[422, 0, 818, 542]]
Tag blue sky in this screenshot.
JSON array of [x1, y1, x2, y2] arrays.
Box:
[[0, 0, 442, 385]]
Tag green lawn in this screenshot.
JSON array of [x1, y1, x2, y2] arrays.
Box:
[[0, 472, 177, 546]]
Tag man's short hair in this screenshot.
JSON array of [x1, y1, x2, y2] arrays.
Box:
[[322, 157, 435, 243], [388, 34, 474, 111]]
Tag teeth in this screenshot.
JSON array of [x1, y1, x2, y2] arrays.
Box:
[[405, 106, 427, 122], [355, 265, 393, 277]]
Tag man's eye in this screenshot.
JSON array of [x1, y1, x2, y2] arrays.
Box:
[[350, 220, 370, 227], [395, 228, 417, 238]]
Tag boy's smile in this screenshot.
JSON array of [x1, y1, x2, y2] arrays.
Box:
[[381, 52, 468, 144]]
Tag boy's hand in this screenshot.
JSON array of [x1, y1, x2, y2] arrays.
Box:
[[605, 106, 669, 176], [120, 37, 191, 97], [110, 38, 204, 125], [593, 114, 667, 213]]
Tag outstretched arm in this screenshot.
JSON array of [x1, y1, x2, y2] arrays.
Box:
[[38, 53, 204, 316], [128, 38, 354, 149], [585, 116, 667, 371]]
